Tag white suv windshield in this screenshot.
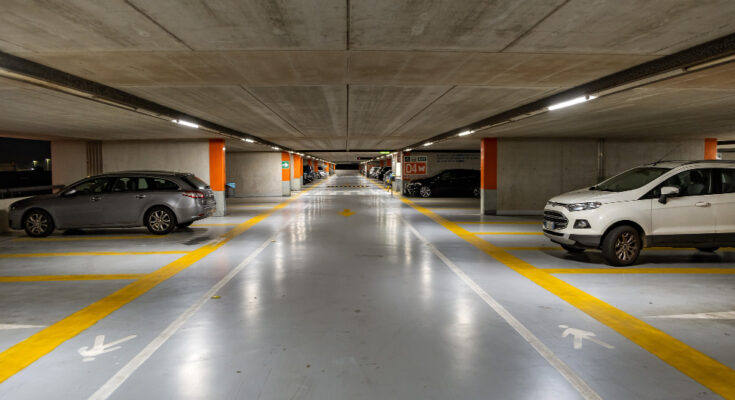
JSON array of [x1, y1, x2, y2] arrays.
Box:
[[595, 167, 670, 192]]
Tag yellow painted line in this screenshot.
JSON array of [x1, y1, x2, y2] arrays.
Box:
[[0, 177, 330, 383], [228, 204, 275, 208], [545, 268, 735, 274], [454, 221, 540, 225], [401, 197, 735, 398], [0, 251, 188, 259], [190, 223, 239, 227], [501, 246, 561, 251], [426, 207, 478, 210], [474, 231, 544, 236], [0, 274, 144, 282], [13, 235, 166, 242]]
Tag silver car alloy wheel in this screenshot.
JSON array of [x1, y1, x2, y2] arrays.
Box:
[[614, 232, 638, 262], [26, 212, 48, 235], [148, 210, 171, 232], [420, 186, 432, 198]]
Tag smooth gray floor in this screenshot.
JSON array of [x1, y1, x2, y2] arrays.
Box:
[[0, 171, 733, 399]]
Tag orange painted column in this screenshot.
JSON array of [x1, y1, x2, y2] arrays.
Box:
[[208, 139, 226, 216], [481, 138, 498, 215], [281, 152, 291, 196], [291, 154, 302, 190], [704, 138, 718, 160]]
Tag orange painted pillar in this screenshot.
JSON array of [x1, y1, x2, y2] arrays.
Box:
[[281, 152, 291, 196], [704, 138, 718, 160], [209, 139, 226, 216], [481, 138, 498, 215], [291, 154, 302, 190]]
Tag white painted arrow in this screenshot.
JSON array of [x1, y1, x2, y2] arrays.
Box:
[[559, 325, 615, 350], [0, 324, 45, 330], [78, 334, 136, 362], [648, 310, 735, 320]]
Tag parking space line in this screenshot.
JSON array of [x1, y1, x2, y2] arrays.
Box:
[[0, 274, 144, 282], [475, 232, 544, 235], [501, 246, 561, 251], [545, 268, 735, 274], [0, 177, 330, 384], [190, 223, 239, 227], [453, 221, 540, 225], [13, 235, 166, 242], [402, 197, 735, 398], [0, 251, 189, 258]]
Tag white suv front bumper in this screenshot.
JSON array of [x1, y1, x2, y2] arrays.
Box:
[[542, 206, 603, 248]]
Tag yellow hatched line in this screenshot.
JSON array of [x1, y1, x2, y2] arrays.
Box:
[[0, 274, 144, 282], [401, 197, 735, 398], [13, 235, 165, 242], [0, 251, 188, 259], [475, 232, 543, 235], [545, 268, 735, 274], [0, 177, 330, 383]]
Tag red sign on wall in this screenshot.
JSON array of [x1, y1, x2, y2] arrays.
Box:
[[404, 162, 427, 175]]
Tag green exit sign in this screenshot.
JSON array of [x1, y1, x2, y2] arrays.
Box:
[[282, 161, 290, 168]]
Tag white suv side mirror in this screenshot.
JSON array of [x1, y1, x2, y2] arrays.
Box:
[[659, 186, 680, 204]]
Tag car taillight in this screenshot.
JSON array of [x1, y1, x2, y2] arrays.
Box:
[[182, 191, 205, 199]]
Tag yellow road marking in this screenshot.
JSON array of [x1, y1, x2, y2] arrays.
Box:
[[0, 274, 144, 282], [13, 235, 166, 242], [0, 251, 188, 259], [475, 232, 543, 235], [401, 197, 735, 398], [228, 204, 275, 208], [454, 221, 540, 225], [190, 223, 239, 227], [501, 246, 561, 251], [0, 177, 330, 383], [426, 207, 478, 210], [545, 268, 735, 274]]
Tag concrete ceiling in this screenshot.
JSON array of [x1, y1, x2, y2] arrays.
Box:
[[0, 0, 734, 161]]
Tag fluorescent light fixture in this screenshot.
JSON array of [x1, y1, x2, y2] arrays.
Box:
[[457, 130, 473, 137], [405, 148, 412, 152], [244, 138, 255, 143], [423, 142, 433, 147], [171, 119, 199, 128], [686, 54, 735, 72], [271, 146, 280, 150], [547, 95, 596, 111]]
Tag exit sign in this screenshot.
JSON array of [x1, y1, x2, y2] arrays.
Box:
[[282, 161, 290, 168]]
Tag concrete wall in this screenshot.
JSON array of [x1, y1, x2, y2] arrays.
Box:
[[497, 138, 706, 214], [102, 140, 210, 182], [51, 141, 87, 186], [226, 152, 282, 197], [402, 151, 481, 182]]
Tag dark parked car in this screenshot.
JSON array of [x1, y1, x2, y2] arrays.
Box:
[[377, 166, 392, 180], [8, 171, 216, 237], [405, 169, 481, 198]]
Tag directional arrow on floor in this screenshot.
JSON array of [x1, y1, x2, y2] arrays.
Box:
[[648, 310, 735, 320], [0, 324, 45, 330], [338, 209, 355, 217], [78, 334, 136, 362]]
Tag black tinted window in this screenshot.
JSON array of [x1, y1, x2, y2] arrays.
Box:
[[717, 169, 735, 194], [657, 169, 713, 197], [144, 178, 179, 191], [182, 175, 209, 189], [111, 177, 148, 192], [70, 178, 111, 194]]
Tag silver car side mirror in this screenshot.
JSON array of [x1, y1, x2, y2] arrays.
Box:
[[658, 186, 679, 204]]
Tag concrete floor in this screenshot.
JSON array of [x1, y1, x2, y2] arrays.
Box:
[[1, 170, 734, 399]]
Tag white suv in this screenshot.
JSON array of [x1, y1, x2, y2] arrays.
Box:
[[543, 161, 735, 266]]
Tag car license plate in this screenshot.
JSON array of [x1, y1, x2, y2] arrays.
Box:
[[543, 221, 555, 230]]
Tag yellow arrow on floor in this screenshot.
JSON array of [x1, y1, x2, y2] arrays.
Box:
[[338, 209, 355, 217]]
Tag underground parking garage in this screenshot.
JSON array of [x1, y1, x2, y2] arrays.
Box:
[[2, 1, 735, 398]]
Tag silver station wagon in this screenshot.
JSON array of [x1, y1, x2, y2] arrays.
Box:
[[8, 171, 216, 237]]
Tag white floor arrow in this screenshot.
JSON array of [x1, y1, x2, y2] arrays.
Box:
[[648, 310, 735, 320], [559, 325, 615, 350], [78, 334, 136, 362], [0, 324, 45, 330]]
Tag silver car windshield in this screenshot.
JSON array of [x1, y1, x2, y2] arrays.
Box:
[[594, 167, 671, 192]]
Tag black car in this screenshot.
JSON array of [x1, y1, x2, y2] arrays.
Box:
[[377, 166, 392, 180], [406, 169, 481, 198]]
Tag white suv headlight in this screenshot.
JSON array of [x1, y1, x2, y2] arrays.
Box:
[[566, 202, 602, 212]]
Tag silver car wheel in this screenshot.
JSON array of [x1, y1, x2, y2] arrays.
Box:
[[614, 232, 638, 262], [420, 186, 432, 198], [148, 210, 171, 233], [26, 212, 48, 235]]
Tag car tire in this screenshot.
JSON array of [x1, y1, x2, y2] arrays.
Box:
[[601, 225, 641, 266], [419, 186, 432, 198], [473, 187, 481, 198], [23, 209, 55, 237], [177, 221, 194, 229], [145, 206, 177, 235], [696, 247, 719, 252], [561, 244, 586, 253]]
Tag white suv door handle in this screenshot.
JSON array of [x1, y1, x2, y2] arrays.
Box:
[[695, 202, 711, 207]]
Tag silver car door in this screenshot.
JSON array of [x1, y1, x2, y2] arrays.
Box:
[[53, 177, 112, 228]]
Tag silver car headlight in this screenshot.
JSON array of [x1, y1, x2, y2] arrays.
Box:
[[566, 202, 602, 212]]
